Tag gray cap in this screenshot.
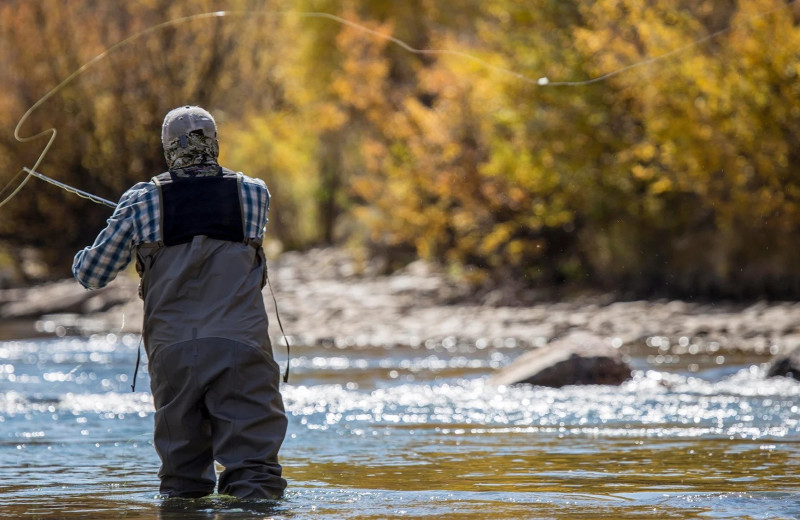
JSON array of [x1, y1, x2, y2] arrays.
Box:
[[161, 105, 217, 148]]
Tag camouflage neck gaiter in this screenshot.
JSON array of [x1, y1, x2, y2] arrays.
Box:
[[163, 133, 220, 177]]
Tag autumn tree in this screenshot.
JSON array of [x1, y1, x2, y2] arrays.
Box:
[[0, 0, 284, 277]]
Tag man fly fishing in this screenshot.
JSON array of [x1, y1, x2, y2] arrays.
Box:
[[72, 105, 287, 499]]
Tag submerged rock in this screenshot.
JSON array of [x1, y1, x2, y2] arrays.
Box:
[[766, 345, 800, 379], [489, 333, 632, 388]]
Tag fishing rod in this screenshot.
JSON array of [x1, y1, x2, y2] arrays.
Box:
[[23, 167, 117, 208]]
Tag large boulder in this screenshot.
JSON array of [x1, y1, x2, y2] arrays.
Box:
[[0, 279, 88, 319], [489, 332, 632, 387], [767, 345, 800, 379]]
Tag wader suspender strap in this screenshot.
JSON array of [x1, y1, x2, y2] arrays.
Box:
[[248, 237, 290, 383], [266, 262, 290, 383], [131, 252, 155, 392], [131, 337, 143, 392], [239, 183, 290, 381]]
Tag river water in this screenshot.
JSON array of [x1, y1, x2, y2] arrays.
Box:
[[1, 332, 799, 519]]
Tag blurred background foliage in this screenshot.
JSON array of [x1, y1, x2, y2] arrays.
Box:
[[1, 0, 800, 299]]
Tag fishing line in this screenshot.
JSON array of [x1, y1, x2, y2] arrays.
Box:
[[544, 0, 798, 87], [1, 3, 796, 208], [66, 363, 83, 377]]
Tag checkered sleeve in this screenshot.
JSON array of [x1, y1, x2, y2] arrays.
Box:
[[240, 174, 270, 239], [72, 182, 159, 289]]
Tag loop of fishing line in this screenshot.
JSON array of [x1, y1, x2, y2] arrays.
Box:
[[0, 3, 796, 208]]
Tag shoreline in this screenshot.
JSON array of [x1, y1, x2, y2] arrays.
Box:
[[1, 248, 799, 362]]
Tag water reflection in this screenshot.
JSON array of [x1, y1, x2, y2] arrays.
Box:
[[157, 496, 289, 520]]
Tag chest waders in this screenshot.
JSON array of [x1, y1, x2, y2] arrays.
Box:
[[129, 168, 289, 391]]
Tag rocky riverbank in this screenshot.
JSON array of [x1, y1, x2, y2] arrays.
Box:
[[2, 248, 800, 363]]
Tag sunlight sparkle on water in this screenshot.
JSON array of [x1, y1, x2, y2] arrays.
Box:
[[1, 336, 800, 518]]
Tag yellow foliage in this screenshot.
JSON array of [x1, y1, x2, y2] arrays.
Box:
[[3, 0, 800, 295]]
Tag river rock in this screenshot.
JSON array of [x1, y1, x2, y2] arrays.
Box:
[[489, 332, 632, 388], [0, 278, 137, 320], [766, 345, 800, 379]]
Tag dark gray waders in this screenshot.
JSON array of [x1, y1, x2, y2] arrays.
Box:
[[149, 337, 287, 498], [137, 234, 288, 499]]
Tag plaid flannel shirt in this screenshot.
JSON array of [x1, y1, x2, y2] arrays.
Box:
[[73, 172, 270, 289]]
